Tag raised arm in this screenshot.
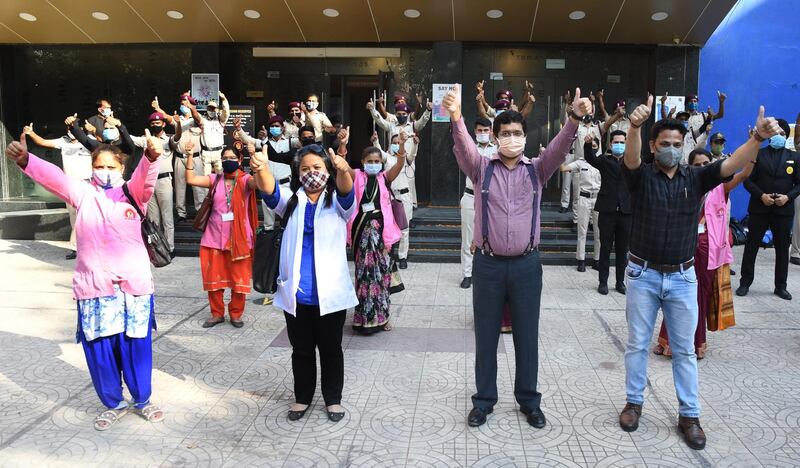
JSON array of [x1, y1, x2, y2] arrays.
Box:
[[723, 154, 756, 193], [329, 148, 354, 195], [720, 106, 781, 179], [624, 94, 654, 171], [126, 129, 163, 206], [368, 101, 391, 132], [712, 91, 726, 120], [22, 122, 59, 149], [250, 144, 275, 194], [70, 118, 99, 152], [151, 97, 175, 127], [596, 89, 609, 121], [386, 132, 408, 183], [218, 92, 230, 125], [602, 106, 624, 134], [407, 135, 420, 164], [6, 133, 89, 208], [184, 140, 212, 188], [413, 104, 431, 133], [377, 95, 389, 120], [659, 93, 668, 121], [536, 88, 590, 179], [445, 85, 483, 181]]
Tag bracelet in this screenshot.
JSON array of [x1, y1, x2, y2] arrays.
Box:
[[753, 132, 766, 142]]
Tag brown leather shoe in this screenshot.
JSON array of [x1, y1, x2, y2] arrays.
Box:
[[678, 416, 706, 450], [619, 403, 642, 432]]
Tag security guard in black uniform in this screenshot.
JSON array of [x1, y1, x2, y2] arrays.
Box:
[[737, 119, 800, 300]]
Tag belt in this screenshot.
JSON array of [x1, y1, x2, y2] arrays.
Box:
[[176, 152, 199, 159], [628, 254, 694, 274], [157, 172, 173, 179], [465, 187, 474, 195], [477, 247, 538, 260], [396, 188, 410, 195], [202, 145, 223, 152], [580, 190, 598, 198], [278, 176, 291, 185]]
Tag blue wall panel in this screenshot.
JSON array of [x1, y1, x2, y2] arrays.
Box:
[[699, 0, 800, 220]]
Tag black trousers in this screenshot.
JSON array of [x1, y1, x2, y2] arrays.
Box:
[[597, 211, 632, 286], [284, 305, 346, 406], [472, 250, 543, 410], [740, 212, 793, 290]]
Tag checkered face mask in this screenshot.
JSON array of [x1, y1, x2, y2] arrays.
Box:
[[300, 170, 329, 193]]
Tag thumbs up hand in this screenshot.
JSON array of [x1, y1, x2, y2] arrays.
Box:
[[143, 128, 163, 162], [443, 84, 461, 120], [571, 88, 593, 118], [630, 94, 654, 128], [5, 131, 29, 168], [755, 105, 780, 141]]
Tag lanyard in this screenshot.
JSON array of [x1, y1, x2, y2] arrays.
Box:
[[225, 173, 238, 209]]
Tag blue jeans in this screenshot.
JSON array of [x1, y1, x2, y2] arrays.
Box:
[[624, 260, 700, 418]]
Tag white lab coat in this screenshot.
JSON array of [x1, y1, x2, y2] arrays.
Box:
[[272, 186, 358, 316]]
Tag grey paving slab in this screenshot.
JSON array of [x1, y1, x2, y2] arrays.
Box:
[[1, 240, 798, 467]]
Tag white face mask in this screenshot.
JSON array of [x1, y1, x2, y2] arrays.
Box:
[[497, 135, 526, 158], [306, 101, 317, 111], [92, 169, 123, 189], [101, 108, 112, 117], [476, 134, 490, 144]]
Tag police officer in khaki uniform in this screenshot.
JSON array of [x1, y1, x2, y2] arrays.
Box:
[[561, 135, 602, 271]]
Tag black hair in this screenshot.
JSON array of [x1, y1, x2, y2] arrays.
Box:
[[492, 110, 527, 137], [475, 117, 492, 129], [299, 125, 316, 139], [688, 148, 713, 166], [650, 118, 687, 141], [362, 146, 382, 160], [222, 146, 239, 159], [777, 118, 790, 137], [610, 130, 627, 139], [291, 145, 335, 208], [307, 93, 319, 101], [96, 98, 111, 107]]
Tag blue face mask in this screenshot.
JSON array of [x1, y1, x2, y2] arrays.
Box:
[[390, 143, 400, 154], [363, 163, 382, 175], [102, 128, 119, 142], [687, 102, 698, 112], [269, 127, 282, 137], [611, 142, 626, 156], [682, 121, 689, 129], [179, 105, 190, 116], [769, 135, 787, 150]]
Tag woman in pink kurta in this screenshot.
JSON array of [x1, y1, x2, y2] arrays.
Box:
[[5, 132, 164, 431]]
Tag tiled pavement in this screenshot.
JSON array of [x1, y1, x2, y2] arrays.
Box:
[[1, 239, 799, 467]]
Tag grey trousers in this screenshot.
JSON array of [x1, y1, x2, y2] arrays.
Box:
[[472, 250, 543, 410], [146, 176, 175, 251]]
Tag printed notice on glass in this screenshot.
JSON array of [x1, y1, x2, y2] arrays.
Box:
[[432, 83, 460, 123], [191, 73, 220, 111], [656, 95, 685, 121]]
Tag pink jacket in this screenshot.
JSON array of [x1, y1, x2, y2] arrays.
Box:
[[23, 153, 160, 300], [347, 170, 402, 249], [704, 184, 733, 270]]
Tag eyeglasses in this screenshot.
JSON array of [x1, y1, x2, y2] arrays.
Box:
[[498, 131, 525, 138], [296, 144, 325, 158]]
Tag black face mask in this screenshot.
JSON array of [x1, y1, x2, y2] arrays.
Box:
[[149, 124, 164, 135], [397, 115, 408, 124], [582, 115, 593, 124], [300, 137, 316, 146]]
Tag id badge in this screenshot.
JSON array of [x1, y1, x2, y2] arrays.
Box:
[[698, 224, 706, 234], [361, 202, 376, 212], [221, 212, 234, 222]]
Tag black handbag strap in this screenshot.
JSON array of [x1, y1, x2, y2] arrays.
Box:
[[121, 183, 145, 221], [278, 192, 299, 231]]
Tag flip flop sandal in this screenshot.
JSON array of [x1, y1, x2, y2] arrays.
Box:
[[383, 320, 393, 331], [136, 403, 165, 423], [94, 406, 129, 431], [653, 344, 665, 355]]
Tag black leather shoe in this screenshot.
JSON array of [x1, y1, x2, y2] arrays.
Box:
[[615, 283, 627, 295], [558, 207, 568, 213], [730, 268, 737, 276], [65, 251, 77, 260], [577, 261, 586, 272], [169, 251, 176, 260], [520, 406, 546, 428], [231, 320, 244, 328], [327, 410, 345, 422], [399, 259, 408, 269], [467, 407, 493, 427], [460, 277, 472, 289], [735, 285, 749, 297], [598, 283, 609, 295], [791, 257, 800, 266], [177, 216, 187, 224], [619, 403, 642, 432], [678, 416, 706, 450], [287, 408, 308, 421], [774, 288, 792, 300], [202, 317, 224, 328]]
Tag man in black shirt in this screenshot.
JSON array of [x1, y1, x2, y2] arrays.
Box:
[[618, 96, 781, 451], [737, 119, 800, 300], [585, 130, 631, 295]]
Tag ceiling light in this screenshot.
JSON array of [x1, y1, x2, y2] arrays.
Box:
[[166, 10, 184, 20], [244, 9, 261, 19], [651, 12, 669, 21], [92, 11, 110, 21], [568, 11, 586, 20], [404, 9, 421, 19], [19, 12, 37, 22], [486, 10, 503, 19], [323, 8, 339, 18]]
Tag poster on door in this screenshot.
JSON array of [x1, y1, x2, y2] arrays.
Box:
[[432, 83, 460, 122], [656, 95, 685, 121], [191, 73, 219, 111]]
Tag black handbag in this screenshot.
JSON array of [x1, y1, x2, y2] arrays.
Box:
[[122, 183, 172, 268], [253, 194, 298, 294]]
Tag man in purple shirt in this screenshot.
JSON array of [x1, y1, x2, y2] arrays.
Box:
[[444, 84, 593, 428]]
